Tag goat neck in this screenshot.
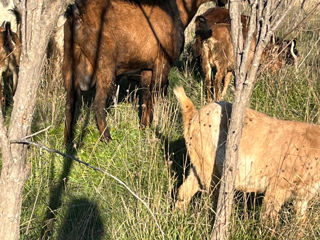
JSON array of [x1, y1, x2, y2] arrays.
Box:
[[176, 0, 211, 28]]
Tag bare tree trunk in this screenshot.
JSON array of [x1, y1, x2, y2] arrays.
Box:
[[0, 1, 73, 239], [211, 1, 296, 239]]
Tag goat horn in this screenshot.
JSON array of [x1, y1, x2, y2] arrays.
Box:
[[290, 41, 298, 70]]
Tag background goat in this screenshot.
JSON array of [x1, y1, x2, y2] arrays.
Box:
[[194, 8, 298, 102], [193, 7, 250, 58], [174, 86, 320, 224], [0, 21, 21, 105]]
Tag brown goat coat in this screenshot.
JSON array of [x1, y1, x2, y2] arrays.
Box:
[[193, 8, 252, 102], [0, 23, 21, 104], [193, 7, 249, 58], [201, 23, 255, 102], [174, 87, 320, 221], [63, 0, 212, 143]]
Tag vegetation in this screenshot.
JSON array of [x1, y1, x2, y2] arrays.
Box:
[[1, 3, 319, 240]]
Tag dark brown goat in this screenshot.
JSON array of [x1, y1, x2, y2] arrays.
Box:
[[194, 8, 298, 102], [63, 0, 216, 144], [0, 21, 21, 105]]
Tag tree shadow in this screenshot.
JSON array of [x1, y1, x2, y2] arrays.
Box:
[[57, 197, 105, 240]]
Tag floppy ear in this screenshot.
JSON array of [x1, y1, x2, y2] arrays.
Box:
[[4, 22, 15, 53], [5, 22, 13, 40], [195, 29, 212, 40], [73, 5, 83, 26]]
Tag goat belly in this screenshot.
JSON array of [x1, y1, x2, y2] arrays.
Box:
[[235, 157, 269, 193]]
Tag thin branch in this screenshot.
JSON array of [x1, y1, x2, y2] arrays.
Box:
[[21, 126, 51, 140], [10, 139, 165, 239]]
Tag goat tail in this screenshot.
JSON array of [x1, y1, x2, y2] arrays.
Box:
[[173, 86, 197, 126]]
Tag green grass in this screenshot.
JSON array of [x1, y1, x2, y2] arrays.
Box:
[[3, 4, 320, 240]]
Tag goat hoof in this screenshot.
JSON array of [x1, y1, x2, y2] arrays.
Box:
[[101, 131, 112, 143], [140, 123, 146, 129]]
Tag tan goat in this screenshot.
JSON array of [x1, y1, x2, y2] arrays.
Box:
[[174, 86, 320, 223]]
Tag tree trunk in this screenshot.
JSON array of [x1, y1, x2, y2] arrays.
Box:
[[210, 2, 246, 239], [211, 1, 296, 239], [0, 1, 73, 239]]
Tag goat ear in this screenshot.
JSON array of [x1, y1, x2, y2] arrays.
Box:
[[11, 31, 20, 46], [4, 22, 15, 52], [73, 5, 82, 26], [290, 39, 298, 57], [5, 22, 13, 43]]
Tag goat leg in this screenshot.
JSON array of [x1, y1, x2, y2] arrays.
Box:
[[221, 71, 233, 99], [93, 68, 113, 143], [214, 67, 225, 102], [64, 79, 77, 145], [261, 187, 289, 225], [140, 70, 153, 128], [175, 168, 201, 210]]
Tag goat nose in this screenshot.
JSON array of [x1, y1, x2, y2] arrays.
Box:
[[79, 76, 92, 91]]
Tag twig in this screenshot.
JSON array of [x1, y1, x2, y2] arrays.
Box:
[[10, 139, 165, 239], [21, 126, 51, 140]]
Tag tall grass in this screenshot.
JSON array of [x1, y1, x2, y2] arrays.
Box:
[[4, 3, 320, 240]]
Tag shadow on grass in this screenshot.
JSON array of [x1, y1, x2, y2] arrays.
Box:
[[234, 191, 265, 222], [155, 131, 190, 205], [40, 76, 144, 239], [57, 197, 105, 240], [40, 144, 76, 239], [40, 98, 92, 239]]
